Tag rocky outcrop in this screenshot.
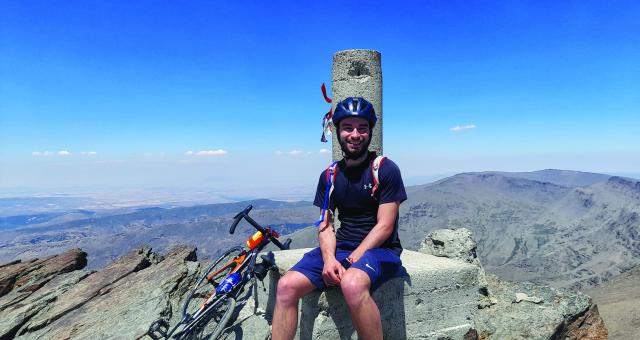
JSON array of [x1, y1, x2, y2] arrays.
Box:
[[0, 245, 199, 339], [0, 229, 608, 339], [0, 249, 87, 298], [552, 304, 608, 340], [473, 274, 607, 339], [419, 228, 491, 306], [0, 247, 90, 340], [423, 228, 607, 340]]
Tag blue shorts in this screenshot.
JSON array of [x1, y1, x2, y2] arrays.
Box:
[[289, 242, 405, 291]]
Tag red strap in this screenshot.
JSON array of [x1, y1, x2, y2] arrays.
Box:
[[320, 83, 334, 143], [321, 83, 332, 103], [371, 157, 385, 197], [324, 164, 337, 182]]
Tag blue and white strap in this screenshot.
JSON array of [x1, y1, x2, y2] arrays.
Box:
[[314, 161, 338, 227]]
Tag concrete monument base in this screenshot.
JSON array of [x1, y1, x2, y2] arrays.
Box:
[[249, 248, 484, 340]]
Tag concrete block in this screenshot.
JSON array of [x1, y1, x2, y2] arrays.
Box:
[[331, 49, 383, 159], [252, 249, 483, 340]]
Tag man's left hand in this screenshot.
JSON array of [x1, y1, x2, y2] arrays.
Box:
[[347, 249, 364, 264]]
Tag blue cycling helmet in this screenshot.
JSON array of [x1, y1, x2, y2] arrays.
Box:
[[332, 97, 377, 128]]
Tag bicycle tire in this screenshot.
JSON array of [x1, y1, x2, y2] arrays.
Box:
[[175, 296, 236, 340], [182, 246, 244, 319]]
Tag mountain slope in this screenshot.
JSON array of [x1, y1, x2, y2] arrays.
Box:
[[586, 265, 640, 340], [0, 199, 316, 268], [399, 172, 640, 289], [467, 169, 612, 187]]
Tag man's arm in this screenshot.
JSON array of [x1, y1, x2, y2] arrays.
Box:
[[347, 201, 400, 263], [318, 210, 345, 285]]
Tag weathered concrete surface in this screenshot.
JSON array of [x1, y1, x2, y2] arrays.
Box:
[[250, 248, 483, 340], [331, 49, 383, 159]]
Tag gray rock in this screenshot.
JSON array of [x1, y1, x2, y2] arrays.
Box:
[[0, 248, 87, 298], [420, 228, 491, 306], [473, 274, 598, 339], [14, 245, 199, 339], [514, 292, 543, 304], [0, 270, 90, 339], [19, 246, 156, 334]]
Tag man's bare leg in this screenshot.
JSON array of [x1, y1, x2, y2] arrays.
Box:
[[272, 271, 316, 340], [340, 268, 383, 340]]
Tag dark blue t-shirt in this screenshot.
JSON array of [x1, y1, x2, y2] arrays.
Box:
[[313, 152, 407, 254]]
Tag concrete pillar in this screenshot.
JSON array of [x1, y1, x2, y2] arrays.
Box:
[[331, 49, 383, 161]]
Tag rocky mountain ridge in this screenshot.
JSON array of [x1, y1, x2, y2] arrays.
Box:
[[398, 173, 640, 289]]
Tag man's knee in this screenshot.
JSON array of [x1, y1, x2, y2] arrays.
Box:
[[276, 271, 314, 305], [340, 269, 371, 304]]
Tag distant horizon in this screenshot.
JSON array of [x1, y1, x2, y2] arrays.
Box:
[[2, 168, 638, 200]]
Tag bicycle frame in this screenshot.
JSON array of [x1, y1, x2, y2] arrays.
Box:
[[191, 249, 254, 320], [151, 204, 292, 340]]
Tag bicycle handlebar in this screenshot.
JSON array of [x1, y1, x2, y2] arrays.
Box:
[[228, 204, 291, 250], [229, 205, 252, 234]]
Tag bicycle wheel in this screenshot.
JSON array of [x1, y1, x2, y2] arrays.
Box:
[[182, 246, 244, 319], [176, 296, 236, 340]]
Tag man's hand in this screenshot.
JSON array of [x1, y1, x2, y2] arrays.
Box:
[[346, 201, 401, 264], [322, 257, 345, 286], [347, 249, 364, 264]]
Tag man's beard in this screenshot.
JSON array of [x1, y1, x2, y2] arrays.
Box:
[[338, 136, 371, 160]]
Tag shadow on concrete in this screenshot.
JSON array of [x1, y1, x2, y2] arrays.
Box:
[[299, 292, 321, 340], [264, 270, 281, 323], [297, 269, 409, 339], [376, 276, 409, 340]]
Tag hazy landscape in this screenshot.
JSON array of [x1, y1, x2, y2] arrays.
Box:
[[2, 169, 638, 286], [2, 169, 639, 337]]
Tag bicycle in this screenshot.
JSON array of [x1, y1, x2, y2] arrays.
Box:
[[147, 205, 292, 339]]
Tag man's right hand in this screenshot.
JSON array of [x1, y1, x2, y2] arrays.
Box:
[[322, 257, 345, 286]]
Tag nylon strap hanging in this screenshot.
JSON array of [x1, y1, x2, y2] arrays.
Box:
[[370, 156, 386, 197], [314, 161, 339, 227], [320, 83, 333, 143]]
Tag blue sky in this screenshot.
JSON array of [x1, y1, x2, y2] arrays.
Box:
[[1, 1, 639, 196]]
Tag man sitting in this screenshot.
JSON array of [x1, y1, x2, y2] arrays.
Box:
[[272, 97, 407, 340]]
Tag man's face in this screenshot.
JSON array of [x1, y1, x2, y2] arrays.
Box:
[[338, 117, 371, 159]]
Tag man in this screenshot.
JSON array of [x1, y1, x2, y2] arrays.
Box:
[[272, 97, 407, 340]]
